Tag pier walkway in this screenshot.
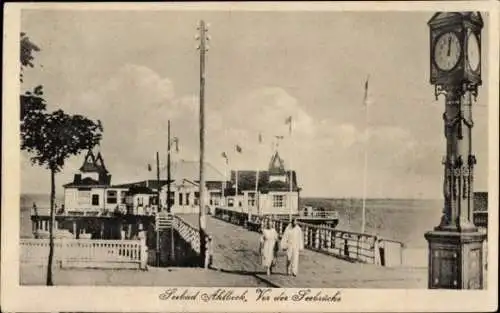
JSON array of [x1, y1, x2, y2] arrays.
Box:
[[178, 214, 427, 288]]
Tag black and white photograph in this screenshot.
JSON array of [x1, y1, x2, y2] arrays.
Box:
[[2, 2, 498, 312]]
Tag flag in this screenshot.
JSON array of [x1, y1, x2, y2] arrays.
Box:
[[173, 137, 179, 152], [363, 75, 370, 106], [221, 152, 228, 164], [285, 116, 292, 135], [274, 135, 284, 149], [235, 145, 242, 153], [258, 133, 263, 144], [147, 164, 152, 171]]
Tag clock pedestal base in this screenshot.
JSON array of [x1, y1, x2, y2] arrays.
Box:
[[425, 230, 486, 289]]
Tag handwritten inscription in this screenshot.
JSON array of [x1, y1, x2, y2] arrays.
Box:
[[159, 288, 341, 303]]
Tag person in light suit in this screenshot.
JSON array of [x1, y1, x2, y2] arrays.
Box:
[[280, 218, 304, 276]]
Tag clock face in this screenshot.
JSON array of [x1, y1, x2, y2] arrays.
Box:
[[467, 32, 480, 72], [434, 32, 461, 71]]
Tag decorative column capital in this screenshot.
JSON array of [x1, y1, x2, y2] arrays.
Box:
[[435, 83, 480, 101]]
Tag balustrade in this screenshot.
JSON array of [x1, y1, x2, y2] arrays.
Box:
[[172, 215, 200, 254], [211, 206, 404, 266], [20, 238, 147, 269]]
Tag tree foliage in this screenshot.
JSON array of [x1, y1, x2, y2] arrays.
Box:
[[20, 32, 41, 78], [20, 32, 46, 120], [20, 32, 104, 168], [21, 109, 103, 171]]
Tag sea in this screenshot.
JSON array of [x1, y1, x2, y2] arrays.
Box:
[[20, 193, 442, 249]]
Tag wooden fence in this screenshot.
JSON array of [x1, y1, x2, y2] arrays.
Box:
[[20, 238, 147, 270]]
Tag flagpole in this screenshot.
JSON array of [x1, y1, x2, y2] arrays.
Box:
[[287, 118, 293, 222], [361, 76, 370, 234], [361, 105, 368, 234], [254, 134, 261, 219], [222, 160, 226, 206], [235, 156, 239, 210]]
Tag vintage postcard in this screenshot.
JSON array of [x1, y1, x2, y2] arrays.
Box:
[[2, 1, 499, 312]]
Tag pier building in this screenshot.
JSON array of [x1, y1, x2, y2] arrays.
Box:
[[224, 151, 300, 217], [30, 149, 301, 239]]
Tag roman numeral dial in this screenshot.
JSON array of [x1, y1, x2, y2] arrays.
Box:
[[434, 32, 461, 71]]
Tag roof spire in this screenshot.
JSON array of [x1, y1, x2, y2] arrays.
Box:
[[95, 151, 108, 173], [269, 150, 285, 174]]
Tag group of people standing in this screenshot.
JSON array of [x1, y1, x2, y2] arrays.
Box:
[[259, 218, 304, 276]]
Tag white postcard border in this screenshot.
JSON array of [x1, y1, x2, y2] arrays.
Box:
[[2, 2, 499, 312]]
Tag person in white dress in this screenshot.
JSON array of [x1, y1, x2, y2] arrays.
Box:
[[281, 218, 304, 276], [259, 219, 279, 276]]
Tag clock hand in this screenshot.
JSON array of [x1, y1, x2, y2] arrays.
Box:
[[447, 37, 451, 57]]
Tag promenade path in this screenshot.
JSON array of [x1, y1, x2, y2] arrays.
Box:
[[179, 214, 427, 288], [20, 264, 269, 287]]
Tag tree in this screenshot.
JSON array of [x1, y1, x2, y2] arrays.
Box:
[[21, 110, 103, 285], [20, 32, 45, 120], [20, 33, 104, 285]]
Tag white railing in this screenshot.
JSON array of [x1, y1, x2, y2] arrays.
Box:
[[172, 216, 200, 254], [264, 218, 404, 266], [213, 206, 404, 267], [31, 205, 158, 217], [20, 238, 148, 270]]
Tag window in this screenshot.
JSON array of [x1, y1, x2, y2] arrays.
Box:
[[168, 192, 175, 207], [179, 193, 183, 206], [248, 192, 256, 206], [228, 198, 234, 207], [272, 195, 285, 208], [194, 192, 199, 206], [120, 191, 127, 204], [91, 194, 100, 206], [186, 193, 191, 206], [78, 189, 91, 205], [107, 190, 117, 204], [138, 196, 143, 206]]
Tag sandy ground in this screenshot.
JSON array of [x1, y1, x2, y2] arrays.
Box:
[[20, 264, 269, 287], [180, 215, 428, 288]]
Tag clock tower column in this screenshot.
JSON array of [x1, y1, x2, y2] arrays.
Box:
[[424, 12, 486, 290]]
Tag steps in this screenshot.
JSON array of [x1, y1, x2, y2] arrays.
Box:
[[155, 212, 173, 231]]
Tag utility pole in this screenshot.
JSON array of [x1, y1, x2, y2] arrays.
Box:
[[156, 151, 160, 266], [156, 151, 160, 211], [167, 120, 172, 213], [167, 120, 175, 264], [196, 20, 209, 267]]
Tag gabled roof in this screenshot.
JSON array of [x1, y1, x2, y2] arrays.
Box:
[[126, 185, 155, 196], [79, 149, 109, 174], [63, 177, 106, 188], [206, 180, 227, 191], [95, 152, 108, 173], [161, 160, 226, 182], [227, 170, 299, 194], [112, 180, 170, 190]]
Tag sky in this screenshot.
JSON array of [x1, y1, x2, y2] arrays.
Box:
[[20, 9, 490, 198]]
